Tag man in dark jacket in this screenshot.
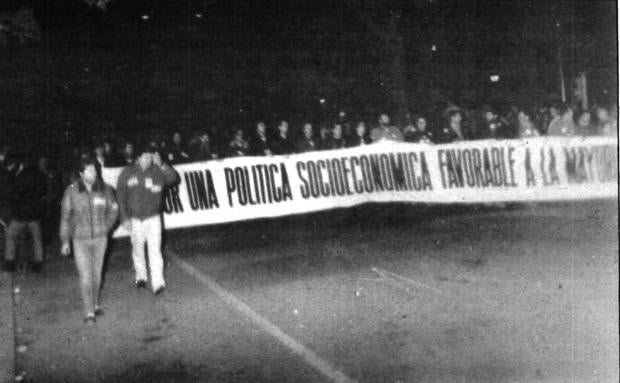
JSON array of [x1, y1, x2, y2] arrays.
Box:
[[249, 121, 273, 156], [2, 156, 47, 272], [116, 145, 179, 294], [271, 120, 295, 155]]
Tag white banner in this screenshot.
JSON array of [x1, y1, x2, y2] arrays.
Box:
[[103, 137, 618, 236]]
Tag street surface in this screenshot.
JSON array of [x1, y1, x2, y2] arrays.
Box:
[[1, 201, 618, 382]]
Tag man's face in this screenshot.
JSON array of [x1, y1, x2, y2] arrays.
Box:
[[379, 114, 390, 125], [484, 111, 495, 123], [577, 112, 591, 127], [173, 133, 181, 145], [596, 108, 610, 122], [303, 123, 313, 138], [279, 121, 289, 134], [81, 164, 97, 185], [333, 124, 342, 139], [95, 146, 104, 156], [416, 118, 427, 131], [125, 143, 134, 155], [356, 123, 366, 136], [257, 122, 266, 134], [451, 113, 462, 126], [137, 152, 153, 169], [550, 107, 559, 118]]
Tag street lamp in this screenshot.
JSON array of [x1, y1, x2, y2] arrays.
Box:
[[490, 74, 500, 83]]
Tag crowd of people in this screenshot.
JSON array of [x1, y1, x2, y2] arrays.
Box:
[[0, 100, 617, 323]]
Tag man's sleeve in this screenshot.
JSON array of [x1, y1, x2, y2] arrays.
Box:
[[104, 186, 119, 231], [59, 186, 73, 243], [116, 168, 129, 223]]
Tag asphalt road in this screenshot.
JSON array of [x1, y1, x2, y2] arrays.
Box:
[[3, 200, 618, 382]]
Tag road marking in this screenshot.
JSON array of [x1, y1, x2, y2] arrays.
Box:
[[168, 250, 357, 383]]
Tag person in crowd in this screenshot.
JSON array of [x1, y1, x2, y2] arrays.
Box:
[[102, 139, 122, 167], [479, 106, 513, 139], [336, 111, 352, 138], [167, 131, 190, 164], [324, 123, 346, 150], [370, 113, 404, 142], [347, 122, 372, 147], [271, 120, 295, 155], [594, 106, 615, 136], [120, 141, 136, 166], [435, 109, 466, 143], [228, 128, 250, 157], [59, 156, 118, 324], [38, 155, 63, 245], [517, 107, 541, 138], [93, 143, 107, 168], [318, 125, 331, 149], [296, 122, 318, 153], [574, 110, 596, 136], [116, 145, 179, 295], [188, 131, 217, 161], [403, 115, 433, 143], [2, 154, 47, 272], [547, 103, 575, 136], [0, 147, 15, 232], [249, 121, 273, 156]]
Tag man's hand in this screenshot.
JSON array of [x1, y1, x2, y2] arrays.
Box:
[[122, 220, 132, 233], [60, 242, 71, 257]]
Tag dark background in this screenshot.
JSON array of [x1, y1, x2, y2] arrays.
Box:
[[0, 0, 617, 149]]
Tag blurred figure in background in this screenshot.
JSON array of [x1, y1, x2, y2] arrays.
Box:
[[370, 113, 404, 143], [271, 120, 295, 155], [347, 122, 371, 147], [296, 122, 318, 153], [574, 110, 596, 136], [2, 153, 47, 272], [167, 131, 190, 164], [479, 106, 513, 139], [324, 123, 346, 150], [404, 115, 433, 143], [517, 107, 541, 138], [546, 103, 575, 136], [435, 109, 466, 143], [228, 129, 250, 157], [249, 121, 273, 156], [120, 141, 136, 166], [189, 131, 217, 162]]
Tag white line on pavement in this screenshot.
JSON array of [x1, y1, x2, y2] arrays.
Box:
[[168, 250, 357, 383]]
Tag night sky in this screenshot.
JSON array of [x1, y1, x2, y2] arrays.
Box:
[[0, 0, 617, 145]]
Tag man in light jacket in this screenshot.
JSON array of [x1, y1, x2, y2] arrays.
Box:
[[60, 157, 118, 324]]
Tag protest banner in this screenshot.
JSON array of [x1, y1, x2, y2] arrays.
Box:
[[102, 136, 618, 237]]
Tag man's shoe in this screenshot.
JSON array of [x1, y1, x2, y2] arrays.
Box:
[[29, 262, 43, 273], [153, 286, 165, 296], [1, 261, 15, 272], [135, 280, 147, 289]]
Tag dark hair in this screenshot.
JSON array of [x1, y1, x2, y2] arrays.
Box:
[[78, 156, 98, 173], [135, 144, 155, 158]]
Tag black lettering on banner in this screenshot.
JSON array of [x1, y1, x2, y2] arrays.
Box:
[[508, 147, 517, 186], [251, 166, 261, 204], [317, 160, 330, 196], [280, 163, 293, 201], [408, 152, 420, 190], [308, 161, 320, 198], [331, 158, 345, 196], [380, 154, 394, 191], [360, 155, 374, 193], [224, 168, 236, 207], [490, 147, 503, 186], [420, 152, 433, 190], [368, 155, 383, 191], [472, 149, 484, 187], [341, 158, 354, 195], [297, 162, 310, 199], [438, 150, 448, 188], [269, 164, 281, 202], [462, 150, 476, 187], [482, 149, 494, 186], [448, 150, 464, 188], [163, 184, 184, 214], [389, 153, 407, 191], [350, 156, 363, 193], [257, 165, 267, 203], [525, 148, 536, 186], [234, 167, 248, 205]]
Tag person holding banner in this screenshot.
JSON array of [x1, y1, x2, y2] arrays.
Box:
[[116, 146, 179, 295], [59, 157, 119, 324]]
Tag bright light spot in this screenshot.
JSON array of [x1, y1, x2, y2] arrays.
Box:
[[239, 108, 244, 113], [195, 13, 203, 18], [319, 98, 326, 104], [555, 22, 560, 27], [431, 44, 437, 51], [84, 67, 90, 72], [141, 14, 150, 20], [490, 74, 500, 83]]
